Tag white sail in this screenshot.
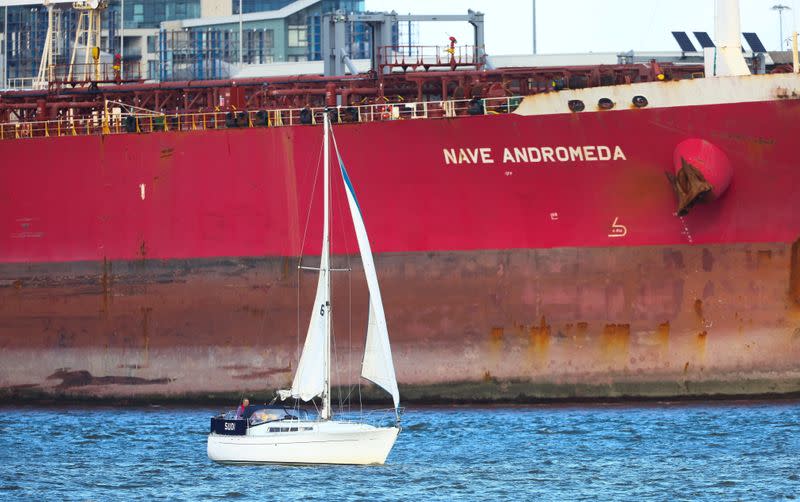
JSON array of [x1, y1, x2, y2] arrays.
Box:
[[209, 115, 400, 468], [282, 113, 332, 407], [362, 299, 399, 408], [287, 246, 328, 402], [332, 136, 400, 409]]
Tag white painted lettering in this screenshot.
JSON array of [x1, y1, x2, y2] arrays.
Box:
[[569, 146, 584, 161], [458, 149, 480, 164], [446, 144, 626, 166]]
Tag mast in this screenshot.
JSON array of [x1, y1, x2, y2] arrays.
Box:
[[708, 0, 750, 76], [321, 112, 332, 420]]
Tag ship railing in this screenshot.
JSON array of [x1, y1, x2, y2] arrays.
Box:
[[46, 62, 143, 84], [0, 96, 522, 141], [378, 44, 484, 72], [5, 77, 37, 90]]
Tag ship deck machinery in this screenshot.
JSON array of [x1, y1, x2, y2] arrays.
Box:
[[0, 60, 705, 127]]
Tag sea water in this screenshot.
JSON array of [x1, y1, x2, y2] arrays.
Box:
[[0, 401, 798, 500]]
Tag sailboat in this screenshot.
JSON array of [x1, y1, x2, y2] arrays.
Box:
[[207, 112, 401, 465]]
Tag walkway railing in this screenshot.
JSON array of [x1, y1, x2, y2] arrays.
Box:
[[5, 77, 37, 90], [378, 45, 484, 71], [0, 96, 522, 141]]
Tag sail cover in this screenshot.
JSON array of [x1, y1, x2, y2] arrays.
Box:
[[283, 241, 329, 402], [333, 138, 400, 409]]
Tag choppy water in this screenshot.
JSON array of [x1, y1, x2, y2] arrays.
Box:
[[1, 401, 799, 500]]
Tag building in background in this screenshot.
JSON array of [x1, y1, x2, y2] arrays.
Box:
[[156, 0, 369, 81], [0, 0, 367, 85]]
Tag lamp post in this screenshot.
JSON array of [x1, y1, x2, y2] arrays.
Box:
[[772, 4, 791, 50], [120, 0, 124, 80], [532, 0, 537, 54], [239, 0, 243, 64], [3, 5, 7, 89]]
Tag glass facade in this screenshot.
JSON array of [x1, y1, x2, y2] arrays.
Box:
[[235, 0, 294, 15], [245, 30, 275, 64], [2, 0, 368, 84], [4, 6, 77, 82], [116, 0, 201, 30], [307, 1, 367, 61], [235, 0, 363, 15], [157, 27, 275, 81]]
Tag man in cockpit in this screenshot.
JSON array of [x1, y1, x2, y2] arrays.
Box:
[[236, 398, 250, 419]]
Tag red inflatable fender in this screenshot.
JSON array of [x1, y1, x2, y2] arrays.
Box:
[[672, 138, 732, 201]]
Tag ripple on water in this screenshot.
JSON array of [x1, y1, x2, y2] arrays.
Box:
[[0, 403, 799, 499]]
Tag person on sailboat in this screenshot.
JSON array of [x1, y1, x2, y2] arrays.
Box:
[[207, 113, 401, 465], [236, 398, 250, 419]]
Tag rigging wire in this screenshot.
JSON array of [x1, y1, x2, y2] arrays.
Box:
[[295, 140, 325, 365], [331, 127, 363, 417], [283, 134, 324, 418], [331, 127, 359, 416], [328, 123, 349, 416], [335, 143, 354, 415], [640, 0, 662, 51]]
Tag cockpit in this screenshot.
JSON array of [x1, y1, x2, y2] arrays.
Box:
[[211, 404, 312, 435]]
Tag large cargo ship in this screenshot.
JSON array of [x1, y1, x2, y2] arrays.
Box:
[[2, 1, 800, 402]]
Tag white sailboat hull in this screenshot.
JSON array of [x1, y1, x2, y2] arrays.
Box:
[[208, 117, 402, 467], [207, 421, 400, 465]]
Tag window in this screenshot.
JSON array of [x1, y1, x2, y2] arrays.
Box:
[[264, 30, 274, 49], [133, 4, 144, 24], [242, 29, 275, 64], [287, 55, 308, 62], [147, 60, 160, 80], [288, 25, 307, 48]]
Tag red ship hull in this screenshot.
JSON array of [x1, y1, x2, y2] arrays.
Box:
[[2, 76, 800, 401]]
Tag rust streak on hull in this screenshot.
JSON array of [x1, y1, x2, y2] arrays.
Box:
[[2, 242, 800, 401]]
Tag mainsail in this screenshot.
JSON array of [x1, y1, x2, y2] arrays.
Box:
[[332, 134, 400, 409]]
